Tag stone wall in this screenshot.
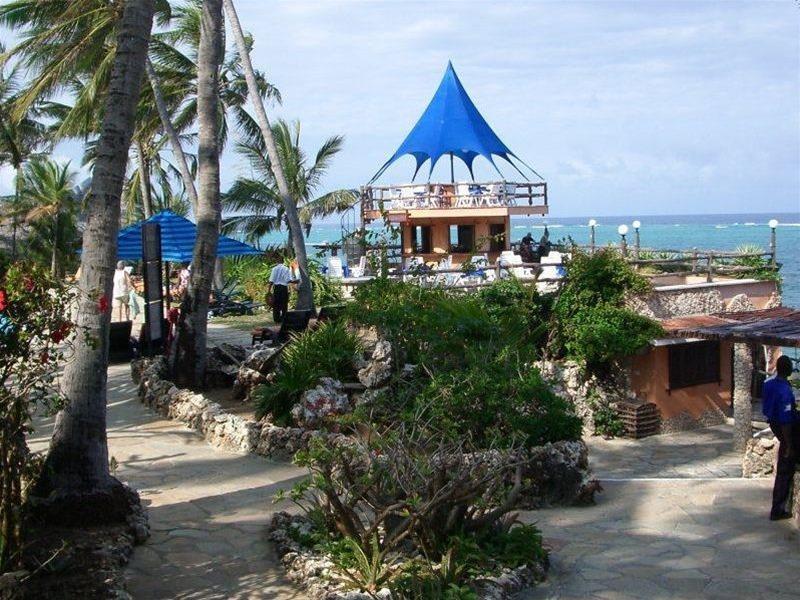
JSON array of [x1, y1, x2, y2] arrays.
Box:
[[538, 360, 632, 437], [131, 357, 339, 460], [627, 287, 781, 320]]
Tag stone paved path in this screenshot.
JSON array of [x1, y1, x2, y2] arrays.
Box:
[[519, 427, 800, 599], [30, 324, 302, 599]]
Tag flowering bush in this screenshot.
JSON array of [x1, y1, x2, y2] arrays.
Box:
[[0, 263, 78, 572]]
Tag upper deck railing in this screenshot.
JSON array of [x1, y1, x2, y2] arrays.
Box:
[[360, 181, 547, 219]]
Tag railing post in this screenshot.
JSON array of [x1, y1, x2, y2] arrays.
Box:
[[691, 247, 698, 274], [633, 220, 641, 261], [706, 252, 714, 282], [617, 225, 629, 258], [588, 219, 596, 253]]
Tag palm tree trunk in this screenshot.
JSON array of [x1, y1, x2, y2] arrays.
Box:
[[11, 165, 21, 261], [172, 0, 223, 388], [50, 208, 59, 277], [145, 58, 199, 211], [135, 138, 154, 219], [33, 0, 156, 524], [223, 0, 314, 312]]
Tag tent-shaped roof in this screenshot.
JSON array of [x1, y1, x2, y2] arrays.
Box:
[[117, 210, 262, 262], [370, 61, 542, 183]]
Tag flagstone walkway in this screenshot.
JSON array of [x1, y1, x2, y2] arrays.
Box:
[[520, 428, 800, 599], [28, 325, 800, 598]]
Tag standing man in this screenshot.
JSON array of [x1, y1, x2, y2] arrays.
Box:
[[268, 262, 294, 323], [762, 355, 799, 521]]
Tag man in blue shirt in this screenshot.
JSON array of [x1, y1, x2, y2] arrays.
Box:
[[762, 355, 799, 521]]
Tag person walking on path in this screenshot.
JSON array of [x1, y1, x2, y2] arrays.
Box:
[[112, 261, 134, 321], [762, 355, 799, 521], [268, 262, 294, 323]]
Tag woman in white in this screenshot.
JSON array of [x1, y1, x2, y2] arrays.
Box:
[[112, 261, 133, 321]]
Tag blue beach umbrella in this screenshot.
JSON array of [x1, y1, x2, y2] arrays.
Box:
[[116, 210, 262, 262]]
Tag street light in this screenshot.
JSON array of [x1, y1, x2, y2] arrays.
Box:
[[769, 219, 779, 268], [588, 219, 597, 252], [632, 220, 641, 261], [618, 224, 629, 257]]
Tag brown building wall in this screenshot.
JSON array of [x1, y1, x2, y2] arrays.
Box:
[[402, 217, 508, 262], [629, 340, 733, 421]]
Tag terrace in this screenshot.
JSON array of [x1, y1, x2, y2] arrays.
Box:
[[360, 180, 548, 222]]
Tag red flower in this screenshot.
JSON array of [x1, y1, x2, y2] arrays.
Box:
[[0, 289, 7, 312], [39, 350, 49, 363], [51, 321, 72, 343], [97, 295, 109, 313], [23, 277, 35, 292]]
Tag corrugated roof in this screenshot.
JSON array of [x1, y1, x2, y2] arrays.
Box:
[[662, 307, 800, 347]]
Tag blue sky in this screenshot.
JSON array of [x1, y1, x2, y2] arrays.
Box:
[[2, 0, 798, 217]]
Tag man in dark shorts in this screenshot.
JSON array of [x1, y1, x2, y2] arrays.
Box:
[[762, 355, 799, 520], [267, 263, 294, 323]]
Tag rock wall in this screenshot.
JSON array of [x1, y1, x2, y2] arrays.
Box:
[[131, 357, 338, 460], [516, 440, 599, 508], [538, 360, 631, 436]]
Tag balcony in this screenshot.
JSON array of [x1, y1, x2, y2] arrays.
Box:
[[360, 181, 548, 222]]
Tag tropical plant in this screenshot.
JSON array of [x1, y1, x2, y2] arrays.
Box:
[[223, 0, 315, 312], [254, 320, 361, 424], [18, 158, 81, 277], [32, 0, 156, 525], [0, 263, 77, 572], [0, 43, 52, 260], [281, 420, 548, 595], [549, 248, 661, 376], [223, 119, 357, 243]]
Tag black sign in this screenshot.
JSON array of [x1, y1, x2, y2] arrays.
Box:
[[141, 223, 165, 355]]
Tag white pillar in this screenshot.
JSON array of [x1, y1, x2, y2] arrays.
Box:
[[732, 342, 753, 453]]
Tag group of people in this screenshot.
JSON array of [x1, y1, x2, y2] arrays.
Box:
[[763, 355, 800, 521], [519, 229, 552, 264]]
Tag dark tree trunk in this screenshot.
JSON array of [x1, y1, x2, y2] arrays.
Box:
[[136, 137, 154, 219], [172, 0, 223, 389], [32, 0, 156, 525]]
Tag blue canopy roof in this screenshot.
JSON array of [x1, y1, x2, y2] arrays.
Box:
[[117, 210, 262, 262], [370, 62, 542, 183]]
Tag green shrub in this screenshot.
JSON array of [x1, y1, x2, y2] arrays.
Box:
[[411, 355, 581, 448], [254, 320, 361, 424], [551, 248, 661, 377]]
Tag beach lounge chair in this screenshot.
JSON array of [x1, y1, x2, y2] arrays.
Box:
[[349, 256, 367, 278]]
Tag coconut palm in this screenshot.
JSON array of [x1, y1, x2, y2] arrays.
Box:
[[19, 158, 80, 277], [35, 0, 156, 523], [0, 44, 52, 259], [223, 0, 314, 311], [171, 0, 224, 388], [224, 119, 358, 244]]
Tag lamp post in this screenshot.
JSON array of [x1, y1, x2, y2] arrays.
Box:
[[618, 224, 629, 258], [588, 219, 597, 253], [768, 218, 779, 269], [632, 220, 641, 262]]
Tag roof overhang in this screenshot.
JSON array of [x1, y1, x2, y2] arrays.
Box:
[[660, 307, 800, 347]]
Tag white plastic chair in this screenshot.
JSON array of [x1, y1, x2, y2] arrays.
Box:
[[350, 256, 367, 278]]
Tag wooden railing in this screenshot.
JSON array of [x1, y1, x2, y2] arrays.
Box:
[[360, 181, 547, 217]]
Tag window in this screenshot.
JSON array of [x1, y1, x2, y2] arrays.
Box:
[[412, 225, 432, 254], [668, 341, 720, 390], [489, 223, 506, 251], [449, 224, 475, 253]]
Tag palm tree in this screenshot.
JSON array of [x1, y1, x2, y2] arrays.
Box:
[[171, 0, 224, 389], [34, 0, 156, 524], [224, 119, 357, 244], [19, 158, 80, 277], [222, 0, 315, 311], [0, 44, 51, 259]]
